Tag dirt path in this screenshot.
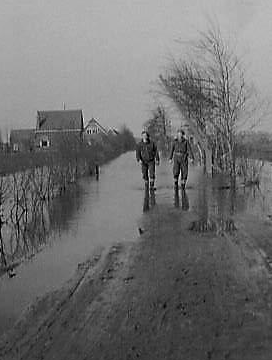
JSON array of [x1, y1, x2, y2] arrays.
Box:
[[1, 195, 272, 359]]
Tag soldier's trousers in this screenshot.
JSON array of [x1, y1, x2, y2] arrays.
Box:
[[141, 161, 155, 181], [173, 155, 188, 182]]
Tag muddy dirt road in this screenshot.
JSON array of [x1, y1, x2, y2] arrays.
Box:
[[1, 157, 272, 359]]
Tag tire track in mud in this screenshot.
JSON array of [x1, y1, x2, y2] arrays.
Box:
[[0, 243, 132, 360]]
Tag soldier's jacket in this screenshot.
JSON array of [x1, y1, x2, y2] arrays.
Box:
[[169, 138, 194, 161], [136, 140, 160, 163]]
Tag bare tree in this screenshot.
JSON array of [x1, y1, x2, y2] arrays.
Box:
[[0, 176, 10, 269], [159, 23, 269, 181], [144, 105, 172, 155]]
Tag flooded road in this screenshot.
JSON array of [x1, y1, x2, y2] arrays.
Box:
[[1, 152, 272, 337], [0, 152, 143, 335]]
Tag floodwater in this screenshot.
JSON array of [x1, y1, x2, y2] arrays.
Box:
[[0, 152, 143, 335], [1, 152, 272, 336]]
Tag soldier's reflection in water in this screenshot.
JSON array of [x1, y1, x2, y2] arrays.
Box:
[[181, 188, 189, 211], [143, 186, 150, 212], [174, 185, 180, 208], [174, 185, 189, 210], [143, 184, 156, 212]]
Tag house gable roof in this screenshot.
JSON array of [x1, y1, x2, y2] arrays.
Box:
[[10, 129, 35, 143], [37, 110, 83, 131], [84, 118, 108, 135], [108, 128, 119, 135]]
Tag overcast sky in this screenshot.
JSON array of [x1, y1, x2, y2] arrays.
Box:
[[1, 0, 272, 136]]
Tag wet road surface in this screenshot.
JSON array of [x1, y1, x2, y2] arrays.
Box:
[[1, 152, 272, 359]]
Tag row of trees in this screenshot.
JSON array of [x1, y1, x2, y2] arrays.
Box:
[[157, 23, 269, 182], [0, 127, 136, 175]]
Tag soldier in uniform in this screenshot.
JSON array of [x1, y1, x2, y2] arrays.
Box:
[[136, 130, 160, 190], [169, 129, 194, 189]]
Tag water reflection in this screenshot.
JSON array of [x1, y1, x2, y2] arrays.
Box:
[[142, 185, 156, 212], [150, 189, 156, 207], [174, 185, 179, 208], [181, 188, 189, 211], [189, 218, 236, 234], [143, 186, 149, 212], [48, 185, 84, 232], [190, 174, 250, 234], [0, 184, 85, 277], [174, 186, 189, 210]]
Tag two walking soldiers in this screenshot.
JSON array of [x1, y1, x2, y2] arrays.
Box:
[[136, 129, 194, 190]]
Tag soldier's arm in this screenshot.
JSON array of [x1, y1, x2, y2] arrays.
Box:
[[169, 143, 175, 160], [136, 143, 141, 162]]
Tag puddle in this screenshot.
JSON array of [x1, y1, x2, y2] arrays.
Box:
[[142, 186, 156, 212], [173, 187, 190, 210], [189, 218, 237, 234]]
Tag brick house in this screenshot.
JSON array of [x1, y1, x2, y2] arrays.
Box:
[[35, 110, 84, 150]]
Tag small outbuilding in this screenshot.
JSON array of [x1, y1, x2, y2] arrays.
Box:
[[9, 129, 35, 152]]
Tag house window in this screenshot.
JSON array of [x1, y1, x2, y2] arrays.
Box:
[[86, 127, 100, 135], [13, 143, 19, 152], [40, 138, 50, 148]]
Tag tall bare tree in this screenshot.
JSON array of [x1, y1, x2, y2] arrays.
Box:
[[144, 105, 172, 155], [160, 23, 269, 181]]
